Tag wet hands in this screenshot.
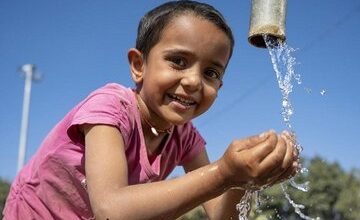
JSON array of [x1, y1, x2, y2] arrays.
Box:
[[218, 130, 299, 190]]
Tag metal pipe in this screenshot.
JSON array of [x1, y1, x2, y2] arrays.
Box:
[[17, 64, 35, 173], [248, 0, 287, 48]]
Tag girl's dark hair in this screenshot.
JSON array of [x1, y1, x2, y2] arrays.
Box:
[[136, 0, 234, 60]]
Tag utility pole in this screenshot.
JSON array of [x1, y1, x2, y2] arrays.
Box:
[[17, 64, 41, 173]]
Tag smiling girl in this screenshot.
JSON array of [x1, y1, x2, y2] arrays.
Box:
[[3, 1, 299, 219]]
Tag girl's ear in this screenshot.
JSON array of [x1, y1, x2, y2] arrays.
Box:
[[128, 48, 144, 85]]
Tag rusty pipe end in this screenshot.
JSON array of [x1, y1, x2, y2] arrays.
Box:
[[248, 32, 286, 49], [248, 0, 287, 48]]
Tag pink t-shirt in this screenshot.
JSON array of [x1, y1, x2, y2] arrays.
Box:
[[3, 83, 205, 220]]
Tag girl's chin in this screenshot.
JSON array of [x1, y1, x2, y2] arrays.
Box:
[[158, 103, 197, 125], [165, 113, 192, 126]]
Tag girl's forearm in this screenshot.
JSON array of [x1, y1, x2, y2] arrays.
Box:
[[205, 188, 246, 220], [90, 161, 228, 220]]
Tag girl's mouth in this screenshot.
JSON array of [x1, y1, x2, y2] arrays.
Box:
[[167, 94, 196, 107]]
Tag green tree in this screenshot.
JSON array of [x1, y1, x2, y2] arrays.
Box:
[[177, 206, 208, 220], [335, 169, 360, 220], [0, 179, 11, 218], [249, 156, 360, 220], [290, 157, 347, 219]]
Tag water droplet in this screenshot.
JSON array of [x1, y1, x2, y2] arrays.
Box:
[[320, 89, 326, 96], [300, 167, 309, 174], [282, 99, 289, 107], [289, 179, 310, 192], [296, 144, 303, 153], [287, 109, 293, 116], [304, 87, 312, 94]]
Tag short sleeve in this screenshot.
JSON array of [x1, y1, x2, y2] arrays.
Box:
[[178, 124, 206, 166], [66, 87, 135, 147]]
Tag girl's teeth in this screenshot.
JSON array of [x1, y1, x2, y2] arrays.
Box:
[[169, 94, 194, 106]]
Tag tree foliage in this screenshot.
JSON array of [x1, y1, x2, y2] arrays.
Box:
[[0, 179, 11, 219], [252, 156, 360, 220]]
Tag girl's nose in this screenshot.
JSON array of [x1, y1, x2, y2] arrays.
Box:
[[180, 71, 202, 92]]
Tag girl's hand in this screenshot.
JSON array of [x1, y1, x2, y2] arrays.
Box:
[[217, 130, 299, 190]]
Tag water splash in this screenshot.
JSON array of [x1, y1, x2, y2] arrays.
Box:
[[236, 190, 253, 220], [235, 35, 320, 220], [281, 184, 320, 220], [265, 35, 301, 131], [264, 35, 319, 220]]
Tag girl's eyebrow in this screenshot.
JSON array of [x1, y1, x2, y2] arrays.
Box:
[[163, 48, 226, 70], [163, 48, 193, 56], [210, 60, 225, 71]]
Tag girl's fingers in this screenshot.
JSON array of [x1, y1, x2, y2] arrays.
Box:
[[232, 130, 300, 188], [230, 130, 273, 152], [256, 136, 289, 183], [250, 131, 278, 163], [258, 134, 287, 174], [282, 131, 299, 158], [260, 158, 298, 187], [263, 133, 298, 184], [280, 132, 295, 170]]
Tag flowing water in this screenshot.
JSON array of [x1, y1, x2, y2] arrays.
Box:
[[236, 35, 320, 220]]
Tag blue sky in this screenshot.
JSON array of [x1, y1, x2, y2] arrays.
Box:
[[1, 0, 359, 182]]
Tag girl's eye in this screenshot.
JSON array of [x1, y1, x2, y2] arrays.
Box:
[[204, 69, 221, 80], [169, 57, 187, 68]]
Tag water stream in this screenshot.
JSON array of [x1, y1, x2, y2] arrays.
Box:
[[236, 35, 320, 220]]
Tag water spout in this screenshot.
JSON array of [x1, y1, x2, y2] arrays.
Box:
[[248, 0, 287, 48]]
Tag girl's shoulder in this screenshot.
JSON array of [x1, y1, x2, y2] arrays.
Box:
[[82, 83, 136, 110], [78, 82, 137, 117], [67, 83, 138, 141], [92, 83, 134, 99]]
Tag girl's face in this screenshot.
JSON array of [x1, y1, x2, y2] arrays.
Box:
[[135, 14, 231, 127]]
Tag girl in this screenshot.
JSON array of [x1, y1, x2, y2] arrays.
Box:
[[3, 1, 299, 219]]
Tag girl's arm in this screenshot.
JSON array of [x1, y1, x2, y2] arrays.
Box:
[[83, 124, 229, 220], [83, 124, 297, 220], [183, 150, 246, 220]]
